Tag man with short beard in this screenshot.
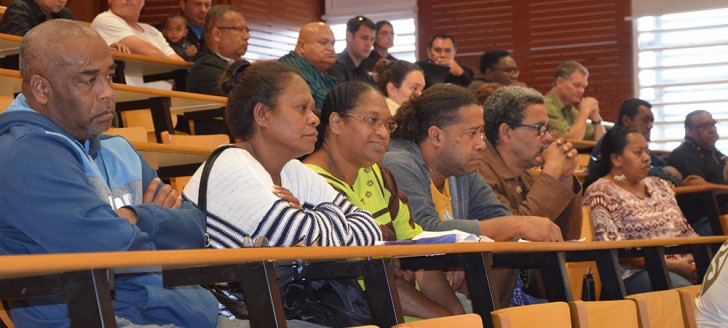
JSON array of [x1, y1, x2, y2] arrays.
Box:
[[479, 86, 583, 241]]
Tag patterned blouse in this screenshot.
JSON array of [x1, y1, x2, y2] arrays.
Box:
[[584, 177, 698, 279]]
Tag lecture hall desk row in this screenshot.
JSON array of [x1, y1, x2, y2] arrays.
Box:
[[0, 68, 225, 143], [1, 236, 724, 328]]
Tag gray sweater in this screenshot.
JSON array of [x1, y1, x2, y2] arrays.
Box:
[[382, 138, 511, 235]]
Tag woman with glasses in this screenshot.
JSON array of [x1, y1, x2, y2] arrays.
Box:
[[373, 60, 425, 115], [369, 20, 396, 62], [304, 82, 467, 319], [183, 61, 382, 250], [584, 126, 699, 295]]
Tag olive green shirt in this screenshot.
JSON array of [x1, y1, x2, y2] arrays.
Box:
[[544, 89, 595, 140]]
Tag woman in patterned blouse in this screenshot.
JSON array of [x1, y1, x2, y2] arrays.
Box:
[[584, 126, 699, 294]]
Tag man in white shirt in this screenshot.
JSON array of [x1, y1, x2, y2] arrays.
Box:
[[91, 0, 183, 61]]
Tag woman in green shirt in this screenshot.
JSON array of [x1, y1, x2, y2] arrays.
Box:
[[304, 82, 466, 319]]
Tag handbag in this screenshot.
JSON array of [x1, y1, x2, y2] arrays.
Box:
[[197, 145, 374, 326]]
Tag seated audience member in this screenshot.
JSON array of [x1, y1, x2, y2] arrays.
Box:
[[327, 16, 376, 84], [181, 4, 248, 135], [668, 110, 727, 187], [279, 22, 338, 109], [415, 34, 473, 89], [176, 0, 211, 56], [382, 84, 563, 307], [183, 60, 381, 247], [187, 5, 248, 96], [468, 49, 521, 92], [0, 0, 129, 69], [373, 59, 425, 115], [0, 20, 220, 327], [182, 61, 381, 325], [161, 14, 198, 61], [584, 126, 699, 295], [304, 82, 467, 319], [91, 0, 183, 61], [695, 239, 728, 327], [544, 61, 605, 141], [368, 20, 396, 62], [480, 86, 582, 241], [589, 98, 682, 186]]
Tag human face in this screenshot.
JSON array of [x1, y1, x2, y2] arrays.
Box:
[[389, 70, 425, 105], [265, 74, 319, 159], [42, 38, 116, 141], [215, 12, 249, 59], [300, 26, 336, 72], [163, 17, 188, 43], [108, 0, 144, 21], [687, 112, 720, 150], [337, 91, 392, 166], [428, 37, 455, 63], [624, 105, 654, 141], [179, 0, 211, 27], [509, 104, 553, 169], [611, 133, 651, 184], [488, 56, 520, 86], [375, 23, 394, 50], [35, 0, 67, 15], [346, 26, 375, 61], [555, 71, 588, 105], [436, 104, 486, 177]]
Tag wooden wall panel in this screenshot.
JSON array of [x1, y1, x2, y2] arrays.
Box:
[[417, 0, 634, 121]]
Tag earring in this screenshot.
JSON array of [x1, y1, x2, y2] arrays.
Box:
[[613, 174, 626, 182]]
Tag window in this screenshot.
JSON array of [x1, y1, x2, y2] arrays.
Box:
[[635, 8, 728, 152]]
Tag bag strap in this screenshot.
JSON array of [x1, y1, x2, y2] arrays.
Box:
[[198, 145, 240, 245]]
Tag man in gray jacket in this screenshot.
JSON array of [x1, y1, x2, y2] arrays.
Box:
[[383, 84, 563, 306]]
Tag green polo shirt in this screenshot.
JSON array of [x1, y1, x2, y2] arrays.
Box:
[[544, 89, 594, 140]]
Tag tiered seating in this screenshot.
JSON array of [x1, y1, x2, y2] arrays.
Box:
[[569, 300, 639, 328], [626, 289, 684, 328], [491, 302, 571, 328]]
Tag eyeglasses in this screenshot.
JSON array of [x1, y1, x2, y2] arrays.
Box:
[[493, 67, 520, 74], [217, 26, 250, 34], [692, 121, 719, 130], [339, 112, 398, 133], [511, 123, 552, 136]]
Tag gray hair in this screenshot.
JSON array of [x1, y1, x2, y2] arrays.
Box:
[[552, 61, 589, 84], [484, 86, 544, 145]]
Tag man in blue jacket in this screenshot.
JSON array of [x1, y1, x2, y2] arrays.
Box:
[[0, 19, 219, 327]]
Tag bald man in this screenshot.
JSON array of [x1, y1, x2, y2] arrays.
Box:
[[0, 19, 220, 327], [279, 22, 339, 108]]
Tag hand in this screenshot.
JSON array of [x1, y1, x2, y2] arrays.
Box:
[[519, 216, 564, 242], [434, 57, 465, 77], [109, 42, 131, 54], [116, 207, 138, 224], [578, 97, 600, 121], [143, 178, 182, 208], [664, 166, 683, 183], [379, 224, 397, 241], [392, 259, 416, 284], [540, 138, 579, 179], [185, 45, 198, 57], [272, 185, 301, 209], [445, 269, 465, 291], [667, 258, 698, 284]]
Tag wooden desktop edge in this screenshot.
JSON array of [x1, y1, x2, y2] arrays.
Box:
[[1, 236, 724, 279], [111, 51, 193, 67], [130, 140, 216, 155]]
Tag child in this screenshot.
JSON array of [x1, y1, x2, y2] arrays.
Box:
[[162, 15, 198, 61]]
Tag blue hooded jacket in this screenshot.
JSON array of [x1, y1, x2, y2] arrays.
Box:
[[0, 94, 218, 327]]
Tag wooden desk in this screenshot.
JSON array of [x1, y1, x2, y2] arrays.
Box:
[[0, 33, 191, 89], [111, 52, 192, 90], [674, 184, 728, 235], [130, 141, 214, 178], [0, 69, 227, 142], [2, 237, 724, 328], [0, 33, 20, 59]]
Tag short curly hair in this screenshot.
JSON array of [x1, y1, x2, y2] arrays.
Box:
[[392, 84, 476, 144]]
